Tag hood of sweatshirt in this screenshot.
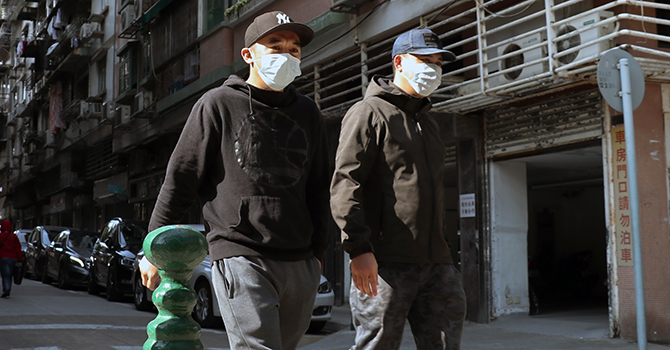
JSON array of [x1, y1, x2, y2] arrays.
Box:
[[365, 75, 433, 116], [223, 75, 298, 110], [1, 219, 11, 233]]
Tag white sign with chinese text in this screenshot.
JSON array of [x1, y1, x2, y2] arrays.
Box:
[[460, 193, 476, 218]]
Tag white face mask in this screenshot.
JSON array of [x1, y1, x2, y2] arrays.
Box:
[[400, 57, 442, 97], [252, 53, 302, 91]]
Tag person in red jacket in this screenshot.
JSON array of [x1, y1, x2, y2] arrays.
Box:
[[0, 219, 23, 298]]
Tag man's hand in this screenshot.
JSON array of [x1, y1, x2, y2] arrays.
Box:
[[139, 256, 160, 291], [350, 252, 378, 297]]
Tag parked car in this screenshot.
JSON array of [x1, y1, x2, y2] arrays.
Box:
[[131, 224, 335, 331], [88, 218, 147, 301], [14, 229, 31, 253], [43, 228, 99, 289], [24, 226, 70, 280], [309, 274, 335, 332]]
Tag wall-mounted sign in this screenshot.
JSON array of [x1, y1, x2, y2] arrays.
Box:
[[460, 193, 476, 218]]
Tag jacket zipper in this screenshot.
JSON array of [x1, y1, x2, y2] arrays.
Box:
[[415, 114, 435, 261]]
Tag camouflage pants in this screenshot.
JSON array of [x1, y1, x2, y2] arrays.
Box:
[[349, 263, 466, 350]]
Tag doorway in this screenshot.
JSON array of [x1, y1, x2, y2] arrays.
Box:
[[525, 144, 608, 315], [490, 142, 608, 319]]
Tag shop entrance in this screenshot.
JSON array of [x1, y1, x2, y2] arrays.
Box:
[[490, 142, 608, 320], [525, 143, 608, 315]]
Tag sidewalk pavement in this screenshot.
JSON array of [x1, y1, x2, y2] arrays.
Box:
[[301, 304, 670, 350]]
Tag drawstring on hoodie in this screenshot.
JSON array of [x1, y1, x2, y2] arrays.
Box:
[[247, 85, 255, 119]]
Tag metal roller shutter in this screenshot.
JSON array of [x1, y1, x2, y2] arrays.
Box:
[[484, 89, 604, 158]]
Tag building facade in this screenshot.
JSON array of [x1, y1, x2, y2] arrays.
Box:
[[1, 0, 669, 343]]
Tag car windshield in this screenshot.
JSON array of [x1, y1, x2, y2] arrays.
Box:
[[68, 231, 98, 249], [119, 223, 147, 248]]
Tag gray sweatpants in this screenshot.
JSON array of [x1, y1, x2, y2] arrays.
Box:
[[211, 256, 320, 350], [350, 263, 466, 350]]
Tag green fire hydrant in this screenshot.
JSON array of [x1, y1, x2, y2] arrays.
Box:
[[142, 225, 209, 350]]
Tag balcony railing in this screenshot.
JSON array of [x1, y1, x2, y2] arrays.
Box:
[[294, 0, 670, 115], [430, 0, 670, 113]]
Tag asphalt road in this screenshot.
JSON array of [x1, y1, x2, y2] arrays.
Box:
[[0, 279, 335, 350], [5, 279, 670, 350]]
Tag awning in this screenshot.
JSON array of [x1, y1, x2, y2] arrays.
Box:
[[142, 0, 175, 26]]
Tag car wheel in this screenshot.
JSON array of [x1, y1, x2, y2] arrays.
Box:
[[41, 263, 52, 284], [106, 267, 122, 302], [134, 274, 153, 311], [192, 281, 217, 328], [87, 266, 101, 295], [307, 321, 327, 333], [57, 264, 71, 289]]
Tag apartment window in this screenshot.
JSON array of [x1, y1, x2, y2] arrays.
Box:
[[658, 0, 670, 48], [152, 0, 198, 68], [142, 36, 152, 80], [206, 0, 234, 31], [98, 62, 106, 96], [119, 48, 137, 94]]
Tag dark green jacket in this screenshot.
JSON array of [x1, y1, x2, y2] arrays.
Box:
[[330, 76, 453, 264]]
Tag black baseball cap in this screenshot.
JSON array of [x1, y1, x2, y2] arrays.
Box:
[[392, 28, 456, 61], [244, 11, 314, 47]]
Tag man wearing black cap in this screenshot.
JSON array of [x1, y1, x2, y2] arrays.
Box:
[[140, 11, 330, 350], [330, 28, 467, 350]]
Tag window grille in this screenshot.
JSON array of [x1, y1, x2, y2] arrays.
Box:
[[296, 0, 670, 115]]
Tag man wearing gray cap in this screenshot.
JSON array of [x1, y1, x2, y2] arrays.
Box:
[[140, 11, 330, 350], [330, 28, 467, 350]]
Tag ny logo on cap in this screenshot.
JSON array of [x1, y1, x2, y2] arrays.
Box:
[[276, 13, 290, 24]]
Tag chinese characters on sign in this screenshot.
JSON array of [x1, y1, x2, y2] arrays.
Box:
[[460, 193, 476, 218], [612, 125, 633, 267]]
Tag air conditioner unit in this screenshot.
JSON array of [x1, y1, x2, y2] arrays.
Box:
[[136, 0, 151, 16], [493, 32, 547, 86], [103, 101, 116, 121], [35, 78, 44, 93], [116, 105, 131, 125], [89, 102, 103, 117], [120, 5, 136, 32], [81, 23, 102, 38], [22, 153, 32, 166], [45, 130, 56, 147], [555, 11, 615, 65], [80, 101, 90, 116], [142, 91, 153, 109], [133, 91, 153, 113]]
